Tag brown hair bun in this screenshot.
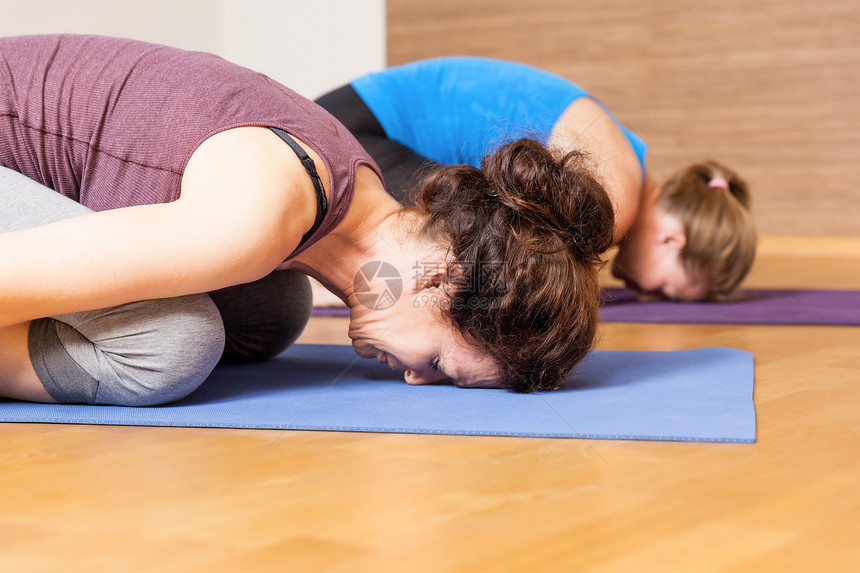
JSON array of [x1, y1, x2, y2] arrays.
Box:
[[414, 138, 614, 392]]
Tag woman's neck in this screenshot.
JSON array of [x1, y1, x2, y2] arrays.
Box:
[[623, 175, 661, 239], [284, 166, 426, 306]]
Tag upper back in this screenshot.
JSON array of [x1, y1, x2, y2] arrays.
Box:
[[0, 34, 379, 253], [351, 57, 588, 166]]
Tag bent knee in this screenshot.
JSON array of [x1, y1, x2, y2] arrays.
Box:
[[213, 270, 312, 363], [30, 294, 226, 406]]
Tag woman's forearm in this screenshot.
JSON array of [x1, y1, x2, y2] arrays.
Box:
[[0, 128, 316, 327], [0, 201, 291, 327]]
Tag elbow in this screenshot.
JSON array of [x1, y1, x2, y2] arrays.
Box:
[[216, 233, 298, 287]]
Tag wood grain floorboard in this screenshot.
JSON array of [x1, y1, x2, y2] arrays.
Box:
[[1, 237, 858, 572]]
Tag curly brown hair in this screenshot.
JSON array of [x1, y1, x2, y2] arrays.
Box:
[[412, 138, 614, 392], [658, 160, 756, 300]]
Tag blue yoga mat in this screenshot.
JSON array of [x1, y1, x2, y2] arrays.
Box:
[[0, 344, 755, 443]]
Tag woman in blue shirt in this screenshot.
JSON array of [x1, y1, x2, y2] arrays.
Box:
[[317, 57, 756, 302]]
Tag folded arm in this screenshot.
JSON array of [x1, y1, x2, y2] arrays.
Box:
[[0, 127, 318, 327]]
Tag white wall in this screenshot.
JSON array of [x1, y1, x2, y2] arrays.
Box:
[[221, 0, 386, 98], [0, 0, 385, 98], [0, 0, 222, 53]]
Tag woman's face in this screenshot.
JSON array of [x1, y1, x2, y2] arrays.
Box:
[[348, 294, 500, 388], [611, 209, 706, 302]]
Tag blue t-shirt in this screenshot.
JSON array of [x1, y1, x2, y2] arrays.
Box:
[[351, 57, 647, 174]]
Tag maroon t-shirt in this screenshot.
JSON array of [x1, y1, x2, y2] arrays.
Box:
[[0, 34, 381, 258]]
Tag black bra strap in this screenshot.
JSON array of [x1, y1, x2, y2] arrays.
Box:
[[268, 127, 328, 246]]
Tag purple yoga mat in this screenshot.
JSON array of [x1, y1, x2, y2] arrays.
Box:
[[598, 288, 860, 325], [312, 288, 860, 325]]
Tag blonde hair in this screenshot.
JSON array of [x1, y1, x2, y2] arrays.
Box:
[[657, 160, 756, 300]]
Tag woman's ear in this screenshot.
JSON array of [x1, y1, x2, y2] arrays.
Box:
[[655, 210, 687, 251], [413, 262, 447, 292]]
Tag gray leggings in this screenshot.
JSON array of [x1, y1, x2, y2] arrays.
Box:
[[0, 166, 311, 406]]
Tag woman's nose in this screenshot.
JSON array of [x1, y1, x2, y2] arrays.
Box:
[[635, 290, 664, 302], [404, 368, 450, 385]]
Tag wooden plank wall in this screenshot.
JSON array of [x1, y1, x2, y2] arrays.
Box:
[[387, 0, 860, 237]]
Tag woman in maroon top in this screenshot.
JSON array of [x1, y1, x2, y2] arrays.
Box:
[[0, 35, 615, 405]]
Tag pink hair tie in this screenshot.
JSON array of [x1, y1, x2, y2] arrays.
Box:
[[708, 177, 730, 190]]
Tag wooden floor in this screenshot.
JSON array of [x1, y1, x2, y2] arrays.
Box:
[[2, 236, 859, 572]]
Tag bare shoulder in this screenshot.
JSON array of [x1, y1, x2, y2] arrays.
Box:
[[182, 126, 330, 203], [180, 126, 323, 262], [549, 97, 643, 243]]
